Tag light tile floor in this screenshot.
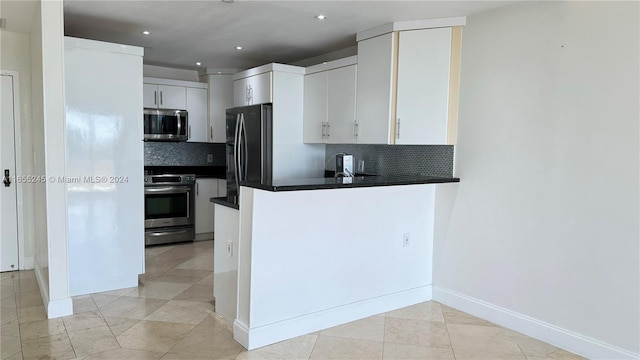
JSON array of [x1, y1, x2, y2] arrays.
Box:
[[0, 240, 586, 360]]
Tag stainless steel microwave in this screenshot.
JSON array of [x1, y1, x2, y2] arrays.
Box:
[[143, 108, 188, 141]]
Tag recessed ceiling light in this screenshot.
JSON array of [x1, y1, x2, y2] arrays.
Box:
[[195, 62, 202, 66], [235, 46, 243, 50], [315, 14, 327, 20], [141, 30, 151, 35], [217, 72, 222, 74]]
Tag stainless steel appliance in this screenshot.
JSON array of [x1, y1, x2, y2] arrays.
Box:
[[144, 174, 195, 245], [143, 108, 188, 141], [226, 104, 273, 205]]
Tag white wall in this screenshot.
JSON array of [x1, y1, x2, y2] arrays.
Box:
[[0, 30, 35, 265], [434, 1, 639, 358], [40, 0, 71, 317], [143, 64, 201, 82], [29, 0, 49, 297]]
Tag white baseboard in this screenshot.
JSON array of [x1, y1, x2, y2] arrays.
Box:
[[34, 260, 49, 306], [21, 256, 34, 270], [33, 260, 73, 319], [433, 286, 638, 360], [47, 297, 73, 318], [235, 285, 432, 350]]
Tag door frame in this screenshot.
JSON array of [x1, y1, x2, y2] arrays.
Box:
[[1, 70, 26, 270]]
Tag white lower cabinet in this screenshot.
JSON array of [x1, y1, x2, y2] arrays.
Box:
[[195, 178, 218, 239]]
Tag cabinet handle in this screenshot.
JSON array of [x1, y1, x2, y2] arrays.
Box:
[[160, 91, 163, 105], [188, 125, 191, 139], [354, 122, 359, 138], [210, 126, 213, 141], [396, 118, 401, 140], [326, 122, 330, 138], [321, 122, 326, 138], [249, 86, 254, 104], [246, 85, 250, 103], [196, 183, 199, 196], [154, 91, 157, 105]]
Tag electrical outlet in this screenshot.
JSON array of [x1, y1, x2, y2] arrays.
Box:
[[207, 154, 214, 163], [226, 240, 233, 257], [403, 233, 410, 247]]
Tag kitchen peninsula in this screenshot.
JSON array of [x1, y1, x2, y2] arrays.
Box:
[[212, 175, 459, 349]]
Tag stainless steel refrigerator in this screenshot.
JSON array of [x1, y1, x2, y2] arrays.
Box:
[[226, 104, 273, 205]]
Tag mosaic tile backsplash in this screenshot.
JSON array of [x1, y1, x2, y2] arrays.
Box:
[[144, 142, 226, 167], [325, 144, 454, 177]]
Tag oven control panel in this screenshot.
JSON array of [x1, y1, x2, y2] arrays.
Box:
[[144, 174, 195, 185]]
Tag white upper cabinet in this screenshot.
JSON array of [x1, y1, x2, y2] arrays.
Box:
[[207, 74, 234, 143], [396, 28, 455, 145], [355, 33, 396, 144], [144, 83, 187, 110], [303, 57, 357, 144], [327, 65, 357, 144], [186, 87, 208, 142], [303, 71, 328, 143], [355, 24, 462, 145], [233, 72, 272, 106]]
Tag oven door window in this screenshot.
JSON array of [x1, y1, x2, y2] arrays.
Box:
[[145, 193, 188, 219]]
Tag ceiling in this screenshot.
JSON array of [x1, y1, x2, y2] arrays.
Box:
[[63, 1, 516, 71]]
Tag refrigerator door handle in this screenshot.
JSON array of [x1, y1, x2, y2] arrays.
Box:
[[234, 113, 241, 189], [240, 113, 248, 181]]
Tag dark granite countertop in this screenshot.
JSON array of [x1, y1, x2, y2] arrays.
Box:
[[241, 175, 459, 192], [210, 196, 239, 210]]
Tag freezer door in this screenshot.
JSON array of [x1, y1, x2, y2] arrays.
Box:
[[240, 104, 272, 184]]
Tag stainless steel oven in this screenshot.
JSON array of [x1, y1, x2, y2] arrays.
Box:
[[144, 174, 195, 245]]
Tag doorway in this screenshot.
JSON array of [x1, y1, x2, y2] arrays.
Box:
[[1, 72, 19, 272]]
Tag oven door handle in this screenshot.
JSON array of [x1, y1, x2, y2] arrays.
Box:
[[146, 229, 191, 237], [144, 186, 191, 194]]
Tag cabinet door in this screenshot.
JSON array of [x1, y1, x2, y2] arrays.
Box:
[[303, 71, 327, 144], [195, 178, 218, 235], [157, 84, 186, 110], [249, 72, 272, 105], [186, 87, 208, 143], [355, 33, 396, 144], [328, 65, 357, 144], [143, 83, 158, 108], [396, 28, 452, 145], [217, 179, 227, 197], [233, 78, 249, 107], [209, 75, 234, 143]]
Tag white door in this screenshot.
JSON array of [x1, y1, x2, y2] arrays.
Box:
[[1, 74, 19, 272], [195, 178, 218, 235], [233, 78, 249, 107], [186, 87, 208, 142], [396, 28, 452, 144], [328, 65, 357, 144], [143, 83, 159, 108], [249, 72, 272, 105], [157, 85, 186, 110], [303, 71, 327, 144]]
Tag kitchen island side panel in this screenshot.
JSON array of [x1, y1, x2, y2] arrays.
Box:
[[235, 185, 435, 349]]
